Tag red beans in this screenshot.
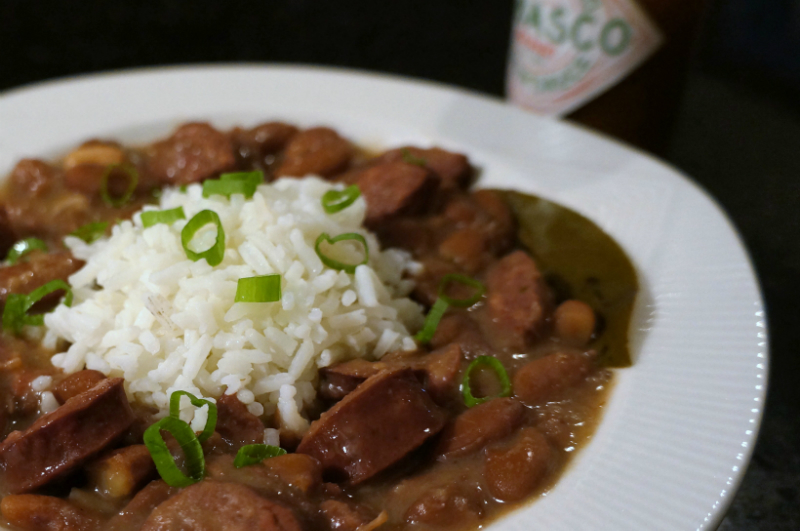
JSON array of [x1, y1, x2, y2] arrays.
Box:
[[484, 427, 554, 502], [513, 351, 595, 405], [554, 300, 596, 346]]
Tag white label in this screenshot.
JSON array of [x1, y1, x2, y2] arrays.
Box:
[[507, 0, 664, 117]]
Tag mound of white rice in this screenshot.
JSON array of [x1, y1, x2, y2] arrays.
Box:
[[43, 177, 424, 435]]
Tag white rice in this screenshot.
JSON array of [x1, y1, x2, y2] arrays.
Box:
[[43, 177, 424, 435]]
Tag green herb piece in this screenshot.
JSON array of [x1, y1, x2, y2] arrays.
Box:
[[141, 207, 186, 228], [322, 185, 361, 214], [143, 416, 205, 488], [168, 391, 217, 443], [414, 297, 449, 344], [314, 233, 369, 274], [234, 444, 287, 468], [69, 221, 109, 243], [6, 238, 47, 264], [438, 274, 485, 307], [235, 275, 282, 303], [401, 148, 427, 167], [2, 279, 73, 334], [181, 210, 225, 266], [461, 356, 512, 408], [101, 164, 138, 208]]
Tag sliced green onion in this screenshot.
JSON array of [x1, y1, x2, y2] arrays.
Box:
[[6, 238, 47, 264], [151, 188, 163, 199], [141, 207, 186, 228], [181, 210, 225, 266], [2, 280, 73, 334], [179, 185, 188, 193], [101, 164, 138, 208], [69, 221, 109, 243], [401, 148, 427, 167], [202, 179, 257, 199], [314, 233, 369, 274], [220, 171, 264, 185], [143, 416, 205, 488], [461, 356, 512, 408], [235, 275, 282, 303], [438, 274, 486, 308], [234, 444, 287, 468], [414, 297, 449, 344], [168, 391, 217, 443], [322, 185, 361, 214]]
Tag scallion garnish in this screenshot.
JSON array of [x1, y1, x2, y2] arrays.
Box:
[[141, 207, 186, 228], [202, 171, 264, 199], [234, 444, 287, 468], [438, 274, 486, 307], [314, 233, 369, 274], [168, 391, 217, 443], [235, 275, 282, 303], [2, 279, 73, 334], [6, 238, 47, 264], [143, 416, 205, 488], [461, 356, 512, 408], [69, 221, 109, 243], [179, 185, 188, 193], [401, 148, 427, 167], [414, 297, 449, 344], [322, 185, 361, 214], [181, 210, 225, 267], [101, 164, 138, 208]]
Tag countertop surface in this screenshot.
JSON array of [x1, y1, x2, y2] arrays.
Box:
[[1, 1, 797, 529]]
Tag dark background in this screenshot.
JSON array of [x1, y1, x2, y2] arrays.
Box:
[[1, 1, 797, 529]]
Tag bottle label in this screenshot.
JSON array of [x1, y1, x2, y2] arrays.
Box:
[[507, 0, 664, 117]]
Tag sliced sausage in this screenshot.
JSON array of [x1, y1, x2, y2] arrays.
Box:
[[230, 122, 299, 164], [0, 495, 101, 531], [435, 398, 525, 459], [145, 122, 236, 185], [484, 427, 554, 502], [355, 161, 438, 225], [105, 480, 179, 531], [420, 343, 462, 405], [0, 251, 84, 303], [377, 147, 472, 190], [318, 359, 384, 402], [471, 189, 516, 255], [437, 227, 487, 273], [215, 393, 265, 450], [484, 251, 552, 350], [275, 127, 353, 178], [7, 159, 57, 199], [0, 378, 134, 493], [141, 480, 302, 531], [297, 369, 447, 485], [513, 351, 596, 405], [261, 453, 323, 495], [86, 444, 157, 499], [51, 370, 106, 404]]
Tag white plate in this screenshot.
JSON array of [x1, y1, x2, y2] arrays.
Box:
[[0, 66, 767, 531]]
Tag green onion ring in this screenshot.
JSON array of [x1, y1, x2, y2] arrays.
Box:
[[181, 210, 225, 266], [314, 232, 369, 274], [461, 356, 512, 408], [2, 280, 73, 334], [101, 164, 139, 208], [141, 207, 186, 228], [438, 274, 486, 307], [168, 391, 218, 443], [321, 185, 361, 214], [414, 297, 449, 344], [235, 275, 282, 303], [69, 221, 109, 243], [234, 444, 287, 468], [401, 148, 427, 167], [220, 171, 264, 184], [202, 179, 257, 199], [6, 238, 47, 264], [143, 416, 205, 488]]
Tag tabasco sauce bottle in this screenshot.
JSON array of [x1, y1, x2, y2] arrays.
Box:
[[507, 0, 706, 154]]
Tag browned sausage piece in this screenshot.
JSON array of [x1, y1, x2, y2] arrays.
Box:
[[297, 369, 447, 485], [318, 358, 384, 402], [141, 480, 302, 531], [230, 122, 299, 159], [355, 161, 438, 226], [105, 480, 179, 531], [0, 494, 102, 531], [52, 369, 107, 404], [86, 444, 157, 499], [435, 398, 525, 460], [438, 227, 487, 274], [275, 127, 353, 178], [484, 427, 554, 502], [0, 378, 134, 493], [0, 251, 85, 303], [261, 453, 323, 495], [513, 351, 595, 405], [471, 189, 516, 255], [319, 499, 375, 531], [145, 122, 236, 185], [484, 251, 552, 350], [421, 343, 462, 405], [215, 393, 265, 450], [378, 147, 472, 190], [7, 159, 57, 199]]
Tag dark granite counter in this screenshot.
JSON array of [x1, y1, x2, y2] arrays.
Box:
[[0, 1, 797, 528]]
